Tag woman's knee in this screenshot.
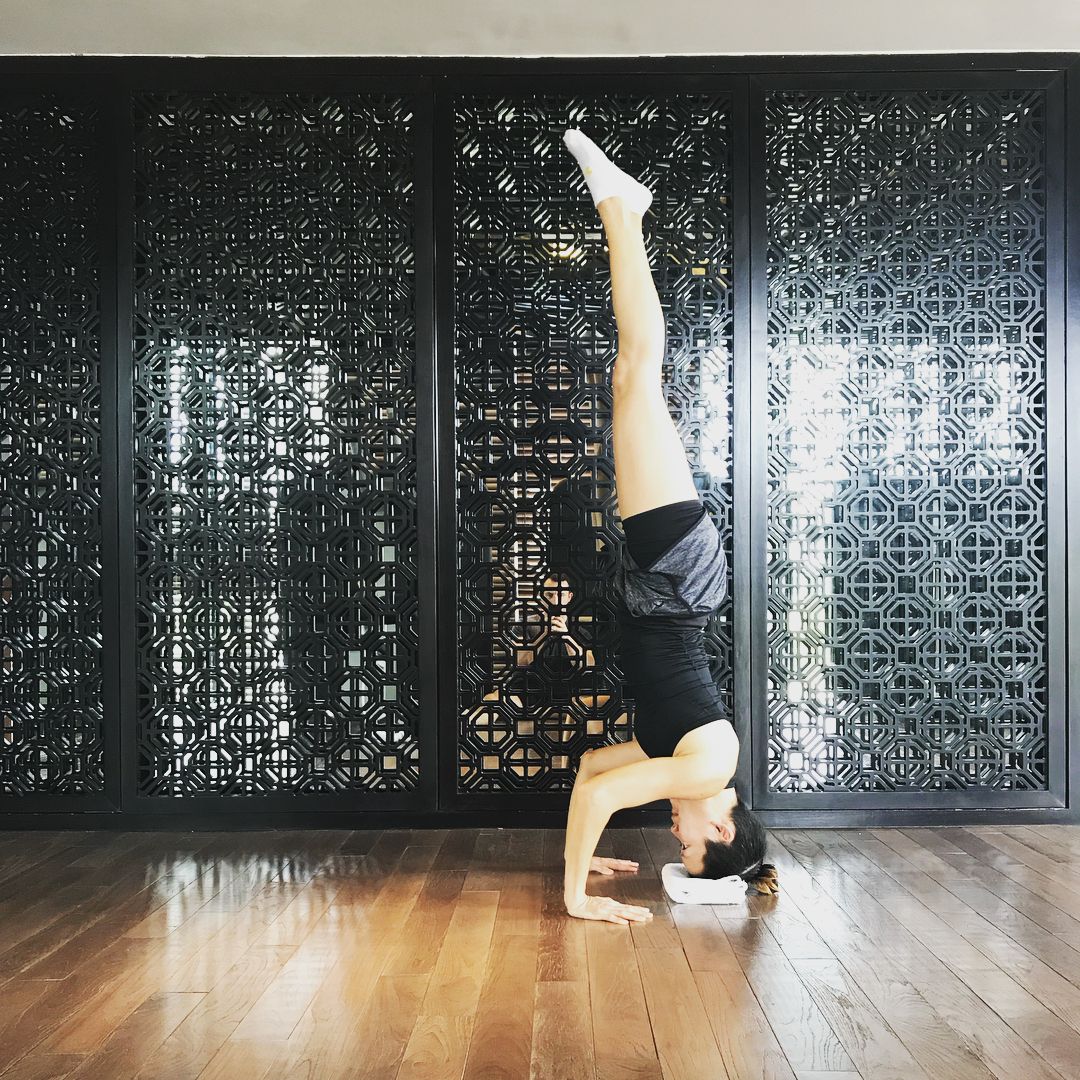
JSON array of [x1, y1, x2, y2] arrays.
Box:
[[578, 748, 598, 779], [612, 351, 663, 396]]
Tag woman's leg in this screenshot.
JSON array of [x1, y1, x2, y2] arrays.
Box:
[[597, 197, 699, 521]]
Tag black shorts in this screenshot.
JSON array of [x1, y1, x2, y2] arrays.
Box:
[[615, 498, 728, 619]]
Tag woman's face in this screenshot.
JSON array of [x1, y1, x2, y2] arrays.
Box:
[[542, 576, 572, 608], [670, 798, 729, 875]]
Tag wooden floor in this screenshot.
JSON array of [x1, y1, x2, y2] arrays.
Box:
[[0, 826, 1079, 1079]]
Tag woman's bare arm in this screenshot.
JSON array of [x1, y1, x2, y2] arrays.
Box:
[[561, 770, 652, 924], [562, 743, 736, 918]]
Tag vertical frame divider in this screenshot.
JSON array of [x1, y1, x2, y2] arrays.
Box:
[[1046, 70, 1068, 806], [747, 75, 771, 810], [1066, 58, 1080, 814], [115, 75, 136, 812], [731, 75, 756, 805], [99, 75, 123, 813], [413, 77, 440, 811], [433, 78, 460, 812]]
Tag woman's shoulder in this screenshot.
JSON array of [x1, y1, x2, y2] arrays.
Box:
[[672, 718, 739, 780]]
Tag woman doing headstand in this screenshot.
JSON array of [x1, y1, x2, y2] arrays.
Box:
[[559, 129, 778, 924]]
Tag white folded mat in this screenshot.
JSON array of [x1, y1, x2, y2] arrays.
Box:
[[661, 862, 748, 905]]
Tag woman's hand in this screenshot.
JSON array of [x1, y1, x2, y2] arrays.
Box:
[[589, 856, 639, 875], [565, 894, 654, 924]]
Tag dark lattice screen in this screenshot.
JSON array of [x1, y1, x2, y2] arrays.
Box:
[[0, 98, 105, 795], [765, 89, 1049, 793], [453, 96, 734, 792], [132, 93, 421, 796]]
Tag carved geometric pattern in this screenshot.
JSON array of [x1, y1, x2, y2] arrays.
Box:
[[132, 93, 420, 796], [453, 95, 734, 792], [765, 89, 1049, 792], [0, 97, 106, 795]]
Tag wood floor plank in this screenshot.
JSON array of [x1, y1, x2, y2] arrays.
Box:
[[765, 837, 997, 1080], [461, 830, 514, 891], [0, 835, 85, 892], [636, 946, 731, 1080], [815, 832, 999, 969], [1001, 826, 1079, 863], [871, 830, 1080, 995], [718, 910, 856, 1075], [936, 828, 1080, 923], [816, 831, 1080, 1078], [382, 869, 467, 977], [586, 919, 663, 1080], [61, 991, 204, 1080], [0, 855, 230, 983], [611, 830, 678, 952], [190, 1036, 281, 1080], [461, 933, 538, 1079], [672, 903, 745, 975], [973, 830, 1080, 891], [906, 834, 1080, 936], [429, 828, 479, 872], [0, 982, 54, 1068], [34, 936, 205, 1056], [868, 829, 1080, 997], [352, 974, 431, 1080], [397, 890, 501, 1080], [227, 870, 403, 1043], [771, 833, 1070, 1080], [250, 876, 342, 948], [0, 1054, 84, 1080], [793, 957, 932, 1080], [337, 829, 385, 856], [30, 854, 332, 1057], [695, 968, 797, 1080], [530, 980, 596, 1080], [789, 919, 995, 1079], [536, 829, 589, 984], [131, 944, 297, 1080], [0, 939, 163, 1073], [224, 845, 436, 1078]]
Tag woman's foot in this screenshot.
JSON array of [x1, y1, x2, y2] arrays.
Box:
[[562, 128, 653, 217]]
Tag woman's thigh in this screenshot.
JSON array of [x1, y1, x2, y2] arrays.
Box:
[[612, 366, 698, 520]]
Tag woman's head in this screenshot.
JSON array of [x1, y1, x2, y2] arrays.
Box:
[[541, 574, 573, 609], [670, 787, 778, 894]]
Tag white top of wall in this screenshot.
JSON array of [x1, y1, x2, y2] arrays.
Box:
[[2, 0, 1078, 56]]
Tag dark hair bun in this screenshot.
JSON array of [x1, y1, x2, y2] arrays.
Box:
[[743, 862, 779, 895]]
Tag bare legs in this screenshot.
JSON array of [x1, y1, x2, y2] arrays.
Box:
[[598, 197, 699, 521]]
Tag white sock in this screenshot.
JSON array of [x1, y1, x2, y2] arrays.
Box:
[[562, 128, 653, 216]]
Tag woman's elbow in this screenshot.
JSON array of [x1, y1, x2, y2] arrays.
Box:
[[575, 749, 596, 783]]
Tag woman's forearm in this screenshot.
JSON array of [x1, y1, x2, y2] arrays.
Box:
[[562, 772, 610, 906]]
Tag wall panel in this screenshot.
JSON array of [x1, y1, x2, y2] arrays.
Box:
[[129, 90, 425, 801]]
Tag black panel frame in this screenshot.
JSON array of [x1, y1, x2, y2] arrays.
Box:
[[112, 70, 440, 818], [0, 53, 1074, 829], [749, 69, 1069, 814], [0, 74, 118, 814], [433, 72, 746, 815]]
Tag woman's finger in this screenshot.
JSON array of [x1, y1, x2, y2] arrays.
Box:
[[605, 902, 648, 922]]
